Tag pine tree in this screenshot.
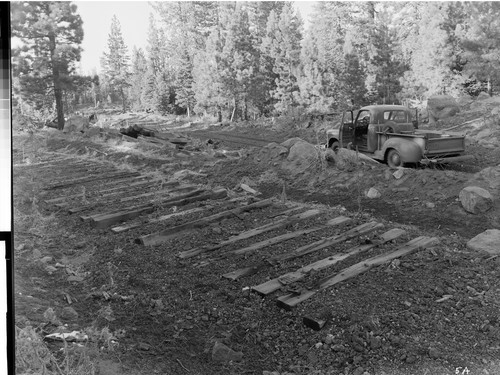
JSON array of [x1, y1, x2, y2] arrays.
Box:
[[129, 47, 147, 110], [396, 2, 464, 99], [101, 15, 130, 111], [11, 1, 84, 129], [458, 2, 500, 94], [298, 2, 352, 113], [193, 24, 225, 121], [261, 3, 302, 114]]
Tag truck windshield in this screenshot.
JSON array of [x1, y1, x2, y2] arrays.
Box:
[[383, 111, 409, 123]]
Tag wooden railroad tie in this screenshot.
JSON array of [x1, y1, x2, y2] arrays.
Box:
[[43, 176, 159, 205], [178, 208, 322, 259], [45, 171, 141, 190], [221, 220, 381, 281], [137, 198, 275, 246], [111, 196, 255, 233], [66, 185, 197, 214], [86, 188, 226, 229], [251, 228, 405, 296], [276, 236, 440, 310]]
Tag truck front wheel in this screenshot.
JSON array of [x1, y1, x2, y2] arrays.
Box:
[[387, 149, 403, 168], [329, 140, 340, 153]]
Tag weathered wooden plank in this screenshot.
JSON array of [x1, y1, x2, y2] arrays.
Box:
[[81, 188, 206, 221], [45, 171, 141, 190], [178, 209, 321, 259], [138, 198, 275, 246], [276, 236, 439, 310], [110, 207, 205, 233], [44, 176, 157, 205], [226, 216, 352, 257], [277, 221, 384, 262], [119, 185, 196, 202], [90, 189, 227, 229], [66, 185, 181, 214], [251, 228, 405, 295], [222, 220, 378, 281], [68, 184, 198, 213]]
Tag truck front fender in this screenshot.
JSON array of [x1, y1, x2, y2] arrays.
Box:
[[382, 138, 423, 163], [326, 129, 340, 147]]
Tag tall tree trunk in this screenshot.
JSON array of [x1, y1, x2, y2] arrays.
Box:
[[230, 98, 236, 122], [49, 33, 65, 130], [217, 106, 222, 123], [121, 87, 126, 111]]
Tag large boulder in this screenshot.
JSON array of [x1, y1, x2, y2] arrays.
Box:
[[63, 115, 90, 133], [282, 139, 319, 175], [459, 186, 493, 214], [427, 95, 460, 124], [467, 229, 500, 255]]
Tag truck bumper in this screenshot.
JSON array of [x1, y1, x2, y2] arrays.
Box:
[[420, 154, 475, 165]]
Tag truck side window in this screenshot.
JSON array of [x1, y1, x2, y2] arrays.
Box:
[[357, 111, 370, 126]]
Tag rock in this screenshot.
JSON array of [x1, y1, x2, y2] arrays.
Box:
[[212, 341, 243, 363], [426, 202, 435, 209], [459, 186, 493, 214], [427, 95, 460, 123], [213, 151, 227, 158], [137, 342, 151, 351], [67, 275, 84, 282], [62, 115, 90, 133], [428, 347, 440, 359], [393, 169, 405, 179], [60, 307, 79, 321], [40, 256, 53, 264], [325, 148, 336, 164], [282, 139, 319, 175], [369, 336, 381, 350], [366, 187, 381, 199], [324, 334, 335, 345], [45, 265, 58, 274], [476, 92, 490, 101], [281, 137, 304, 149], [32, 249, 42, 259], [84, 127, 101, 137], [467, 229, 500, 255], [332, 344, 345, 352]]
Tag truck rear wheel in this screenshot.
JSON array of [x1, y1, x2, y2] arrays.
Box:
[[387, 149, 402, 168]]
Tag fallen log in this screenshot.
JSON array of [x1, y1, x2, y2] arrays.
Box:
[[137, 198, 275, 246], [276, 235, 439, 310], [90, 188, 227, 229], [178, 208, 322, 259], [251, 228, 405, 295]]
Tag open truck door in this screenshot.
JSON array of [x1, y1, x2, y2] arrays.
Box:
[[340, 110, 354, 148]]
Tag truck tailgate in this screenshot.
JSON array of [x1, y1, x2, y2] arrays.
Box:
[[425, 135, 465, 155]]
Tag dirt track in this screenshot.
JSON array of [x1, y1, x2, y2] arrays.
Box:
[[13, 125, 500, 375]]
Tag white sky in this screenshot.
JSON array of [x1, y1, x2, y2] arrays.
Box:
[[75, 1, 316, 75]]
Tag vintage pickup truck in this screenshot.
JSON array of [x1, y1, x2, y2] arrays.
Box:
[[326, 105, 474, 167]]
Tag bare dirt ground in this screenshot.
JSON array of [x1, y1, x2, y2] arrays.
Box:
[[13, 110, 500, 375]]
